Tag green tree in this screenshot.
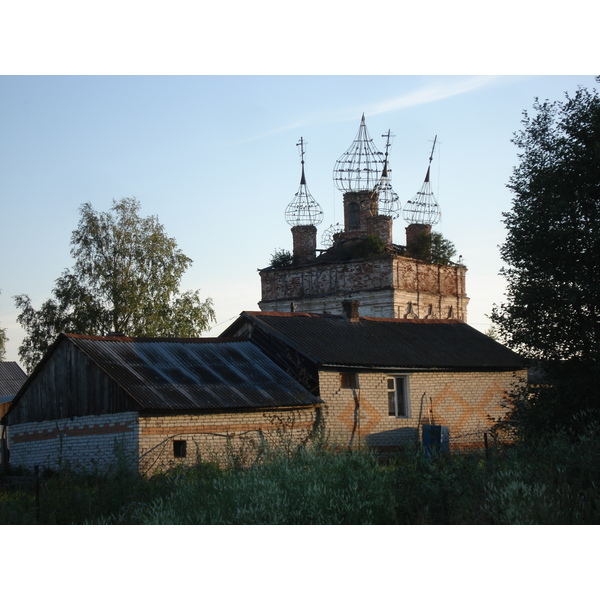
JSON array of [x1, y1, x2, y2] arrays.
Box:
[[411, 231, 457, 265], [0, 291, 7, 361], [491, 81, 600, 362], [15, 198, 215, 372], [491, 79, 600, 437]]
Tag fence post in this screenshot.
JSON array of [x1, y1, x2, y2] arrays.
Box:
[[34, 465, 40, 523]]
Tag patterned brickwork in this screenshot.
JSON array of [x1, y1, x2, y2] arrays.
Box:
[[318, 369, 526, 452], [7, 412, 138, 472]]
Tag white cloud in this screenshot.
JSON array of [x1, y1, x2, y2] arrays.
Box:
[[368, 76, 501, 115]]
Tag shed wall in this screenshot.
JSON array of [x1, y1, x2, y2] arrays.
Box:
[[6, 340, 138, 424], [7, 411, 138, 472], [138, 407, 319, 474]]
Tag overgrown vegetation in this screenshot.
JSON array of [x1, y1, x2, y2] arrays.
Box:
[[2, 422, 600, 524], [410, 231, 457, 265], [269, 248, 294, 268]]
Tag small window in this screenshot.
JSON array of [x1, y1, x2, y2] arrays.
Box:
[[388, 376, 409, 418], [340, 372, 359, 389], [173, 440, 187, 458]]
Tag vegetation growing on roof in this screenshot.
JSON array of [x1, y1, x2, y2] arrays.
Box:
[[269, 248, 293, 268], [410, 231, 457, 265]]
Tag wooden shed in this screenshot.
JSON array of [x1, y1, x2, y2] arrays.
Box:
[[2, 334, 322, 474]]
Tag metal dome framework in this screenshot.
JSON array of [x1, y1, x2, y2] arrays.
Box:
[[374, 129, 401, 219], [403, 135, 442, 226], [285, 137, 324, 227], [320, 222, 343, 247], [333, 115, 386, 192]]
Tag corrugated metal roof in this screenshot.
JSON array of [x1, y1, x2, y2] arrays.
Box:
[[67, 335, 321, 411], [0, 362, 27, 396], [229, 312, 526, 371]]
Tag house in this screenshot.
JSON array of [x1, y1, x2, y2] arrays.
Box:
[[221, 307, 527, 452], [2, 334, 322, 474], [0, 361, 28, 467]]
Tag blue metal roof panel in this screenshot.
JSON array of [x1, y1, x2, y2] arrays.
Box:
[[68, 336, 321, 411]]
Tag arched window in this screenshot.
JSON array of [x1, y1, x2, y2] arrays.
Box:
[[348, 202, 360, 229]]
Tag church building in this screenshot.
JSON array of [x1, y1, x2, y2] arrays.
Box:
[[258, 116, 469, 321]]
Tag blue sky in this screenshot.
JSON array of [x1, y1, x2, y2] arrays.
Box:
[[1, 74, 596, 365]]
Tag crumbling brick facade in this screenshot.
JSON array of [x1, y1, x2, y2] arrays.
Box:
[[259, 254, 468, 321]]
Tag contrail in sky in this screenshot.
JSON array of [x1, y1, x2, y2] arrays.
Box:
[[229, 76, 505, 145]]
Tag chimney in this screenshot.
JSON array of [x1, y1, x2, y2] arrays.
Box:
[[291, 224, 317, 266], [405, 223, 432, 260], [367, 214, 393, 245], [342, 299, 360, 321]]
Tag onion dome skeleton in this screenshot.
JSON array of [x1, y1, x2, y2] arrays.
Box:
[[403, 135, 441, 225], [333, 114, 386, 192], [285, 137, 324, 227]]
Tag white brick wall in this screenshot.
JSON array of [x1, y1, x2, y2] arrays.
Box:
[[7, 412, 138, 472]]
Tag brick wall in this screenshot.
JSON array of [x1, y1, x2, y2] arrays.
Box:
[[318, 369, 526, 452], [7, 412, 138, 472], [259, 255, 468, 321], [138, 408, 319, 474]]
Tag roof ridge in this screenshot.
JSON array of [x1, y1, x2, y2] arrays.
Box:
[[65, 333, 243, 344]]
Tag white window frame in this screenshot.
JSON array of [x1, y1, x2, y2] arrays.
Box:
[[387, 375, 410, 418]]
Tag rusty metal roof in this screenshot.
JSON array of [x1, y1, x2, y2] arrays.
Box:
[[66, 334, 321, 411], [225, 312, 526, 371]]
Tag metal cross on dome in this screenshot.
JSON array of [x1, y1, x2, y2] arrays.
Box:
[[374, 129, 401, 219], [285, 137, 324, 227], [403, 135, 442, 225]]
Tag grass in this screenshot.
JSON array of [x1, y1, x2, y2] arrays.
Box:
[[2, 425, 600, 525]]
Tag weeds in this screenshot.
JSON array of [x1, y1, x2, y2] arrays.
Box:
[[2, 422, 600, 525]]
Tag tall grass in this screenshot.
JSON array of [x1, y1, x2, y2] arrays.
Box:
[[2, 422, 600, 525]]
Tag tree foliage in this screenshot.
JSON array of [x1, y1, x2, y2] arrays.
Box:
[[15, 198, 215, 372], [491, 81, 600, 363], [269, 248, 293, 268], [411, 231, 457, 265], [490, 80, 600, 438], [0, 291, 7, 361]]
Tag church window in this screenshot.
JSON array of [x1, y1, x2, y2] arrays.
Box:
[[348, 202, 360, 229]]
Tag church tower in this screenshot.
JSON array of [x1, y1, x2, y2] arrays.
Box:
[[258, 116, 469, 321]]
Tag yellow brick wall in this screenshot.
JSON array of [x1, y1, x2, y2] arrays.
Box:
[[318, 369, 526, 451], [138, 407, 319, 474]]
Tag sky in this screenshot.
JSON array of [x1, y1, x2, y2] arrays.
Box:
[[1, 74, 596, 366]]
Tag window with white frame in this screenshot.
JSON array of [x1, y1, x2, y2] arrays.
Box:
[[387, 376, 409, 418]]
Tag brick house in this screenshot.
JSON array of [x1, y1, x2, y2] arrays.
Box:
[[2, 334, 322, 474], [222, 308, 527, 453]]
